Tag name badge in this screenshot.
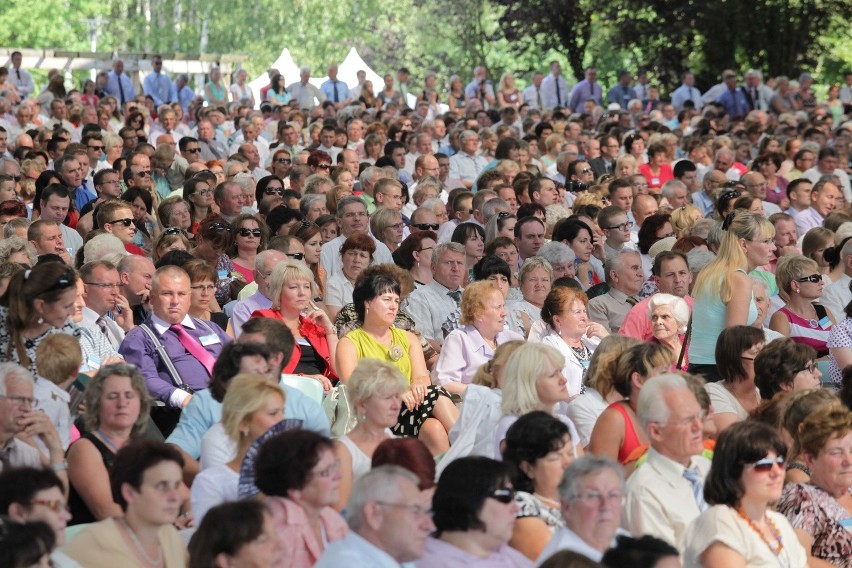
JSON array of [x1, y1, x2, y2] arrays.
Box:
[[819, 316, 831, 329], [82, 356, 102, 372], [840, 518, 852, 532], [651, 177, 660, 185], [200, 334, 221, 346]]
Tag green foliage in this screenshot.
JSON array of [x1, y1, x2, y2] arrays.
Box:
[[1, 0, 850, 94]]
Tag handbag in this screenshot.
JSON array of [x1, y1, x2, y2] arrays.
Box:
[[321, 384, 358, 437]]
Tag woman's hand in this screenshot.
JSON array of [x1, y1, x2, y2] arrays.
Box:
[[402, 384, 428, 410], [585, 322, 610, 340], [305, 305, 335, 335], [308, 374, 334, 392]]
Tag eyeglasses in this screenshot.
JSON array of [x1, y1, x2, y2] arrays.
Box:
[[30, 499, 69, 512], [663, 411, 706, 428], [264, 187, 284, 196], [274, 158, 292, 164], [795, 274, 822, 284], [311, 459, 341, 478], [163, 227, 187, 236], [0, 392, 38, 409], [387, 222, 405, 230], [795, 362, 818, 374], [190, 284, 216, 292], [286, 252, 305, 260], [106, 218, 134, 227], [84, 281, 121, 290], [238, 228, 262, 237], [134, 171, 151, 178], [751, 456, 785, 473], [412, 223, 439, 231], [606, 221, 633, 231], [489, 488, 516, 504], [573, 490, 623, 503], [209, 222, 232, 232], [186, 147, 201, 153], [374, 501, 432, 516], [196, 189, 214, 197], [417, 246, 434, 253]]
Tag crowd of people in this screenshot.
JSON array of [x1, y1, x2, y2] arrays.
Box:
[[1, 48, 852, 567]]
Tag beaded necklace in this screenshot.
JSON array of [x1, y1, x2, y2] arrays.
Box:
[[735, 505, 783, 556]]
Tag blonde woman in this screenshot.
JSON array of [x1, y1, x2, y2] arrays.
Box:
[[687, 211, 775, 382], [670, 204, 703, 237], [191, 374, 285, 524], [333, 359, 407, 510]]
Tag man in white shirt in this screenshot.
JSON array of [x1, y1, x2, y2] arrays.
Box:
[[142, 55, 175, 107], [448, 130, 488, 189], [405, 243, 465, 349], [541, 61, 570, 109], [670, 72, 703, 111], [79, 261, 131, 350], [320, 196, 393, 277], [8, 51, 34, 99], [315, 466, 434, 568], [522, 71, 545, 109], [624, 374, 710, 554], [795, 179, 841, 236], [287, 67, 326, 110], [822, 238, 852, 319], [803, 147, 852, 202]]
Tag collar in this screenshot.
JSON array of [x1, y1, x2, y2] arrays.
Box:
[[428, 279, 455, 295], [607, 286, 633, 302], [151, 313, 195, 334], [647, 447, 701, 477]]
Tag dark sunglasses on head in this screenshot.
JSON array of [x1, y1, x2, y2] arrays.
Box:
[[497, 211, 513, 219], [489, 488, 516, 504], [163, 227, 187, 236], [106, 218, 134, 227], [412, 223, 439, 231], [751, 456, 784, 473], [238, 228, 262, 237], [795, 273, 822, 284], [298, 220, 316, 229], [209, 222, 232, 232], [286, 252, 305, 260], [41, 267, 77, 294]]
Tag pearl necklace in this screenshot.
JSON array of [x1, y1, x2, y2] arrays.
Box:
[[119, 517, 163, 566], [735, 505, 783, 556], [533, 493, 561, 509]]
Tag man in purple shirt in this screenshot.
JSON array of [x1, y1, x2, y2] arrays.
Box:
[[119, 266, 231, 407], [568, 67, 603, 113], [231, 250, 287, 337]]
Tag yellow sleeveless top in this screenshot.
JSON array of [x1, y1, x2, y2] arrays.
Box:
[[345, 327, 411, 384]]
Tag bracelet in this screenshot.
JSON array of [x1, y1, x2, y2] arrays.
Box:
[[49, 461, 68, 472]]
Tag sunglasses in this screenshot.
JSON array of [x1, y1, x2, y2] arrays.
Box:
[[264, 187, 284, 196], [186, 147, 201, 153], [497, 211, 513, 219], [412, 223, 439, 231], [87, 145, 104, 151], [274, 158, 292, 164], [30, 499, 70, 513], [316, 163, 331, 170], [286, 252, 305, 260], [209, 222, 232, 232], [135, 171, 152, 178], [106, 218, 134, 227], [751, 456, 784, 473], [489, 488, 516, 504], [163, 227, 187, 236], [795, 274, 822, 284], [238, 228, 262, 237]]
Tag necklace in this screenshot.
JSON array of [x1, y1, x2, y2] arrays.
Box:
[[95, 429, 123, 453], [735, 505, 783, 556], [533, 493, 560, 509], [119, 517, 164, 566]]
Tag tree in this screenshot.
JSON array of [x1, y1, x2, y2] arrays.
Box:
[[494, 0, 594, 80]]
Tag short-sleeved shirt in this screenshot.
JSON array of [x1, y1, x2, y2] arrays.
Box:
[[777, 482, 852, 567], [828, 317, 852, 386]]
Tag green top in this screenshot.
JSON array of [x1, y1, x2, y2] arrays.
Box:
[[345, 327, 411, 383]]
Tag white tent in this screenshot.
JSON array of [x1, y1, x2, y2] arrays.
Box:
[[249, 48, 300, 104], [250, 47, 384, 106]]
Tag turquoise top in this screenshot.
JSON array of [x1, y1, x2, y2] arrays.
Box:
[[688, 269, 758, 365]]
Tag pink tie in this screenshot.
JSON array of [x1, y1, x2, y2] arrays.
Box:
[[170, 324, 216, 376]]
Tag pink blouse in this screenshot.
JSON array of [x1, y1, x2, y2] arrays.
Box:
[[266, 496, 348, 567]]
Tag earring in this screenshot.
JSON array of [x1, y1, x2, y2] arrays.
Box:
[[37, 315, 44, 325]]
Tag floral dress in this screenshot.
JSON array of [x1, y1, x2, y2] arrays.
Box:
[[777, 482, 852, 567]]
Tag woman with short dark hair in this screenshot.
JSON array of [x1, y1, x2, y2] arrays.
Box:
[[254, 430, 348, 566], [189, 501, 285, 568], [64, 440, 188, 567], [683, 421, 806, 568], [707, 325, 765, 433], [418, 456, 531, 567], [325, 232, 376, 320], [502, 411, 574, 561]]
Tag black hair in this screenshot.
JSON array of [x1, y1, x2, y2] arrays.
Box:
[[209, 342, 272, 402], [352, 271, 401, 322], [188, 501, 266, 568], [0, 468, 64, 513], [601, 534, 679, 568], [472, 255, 511, 282], [0, 518, 55, 568], [111, 440, 184, 511], [431, 456, 513, 535], [255, 430, 333, 496], [703, 421, 787, 506], [502, 411, 571, 493]]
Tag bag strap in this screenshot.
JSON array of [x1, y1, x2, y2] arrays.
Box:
[[677, 314, 692, 371], [138, 323, 185, 388]]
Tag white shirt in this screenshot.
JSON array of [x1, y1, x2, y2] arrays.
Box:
[[822, 273, 851, 320], [535, 525, 627, 565], [803, 166, 852, 202], [405, 279, 460, 344], [80, 306, 125, 349], [315, 531, 415, 568], [541, 73, 570, 108], [538, 329, 601, 397]]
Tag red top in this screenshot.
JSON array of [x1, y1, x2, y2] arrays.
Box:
[[250, 309, 337, 379], [610, 401, 642, 464], [638, 163, 674, 189]]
